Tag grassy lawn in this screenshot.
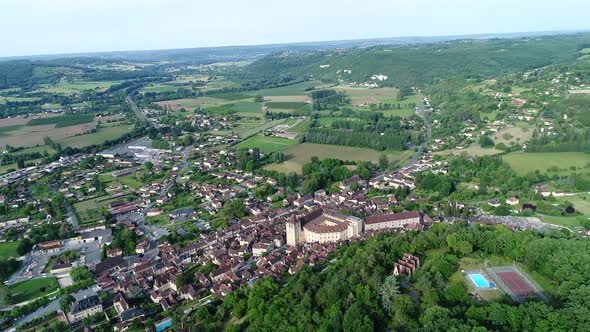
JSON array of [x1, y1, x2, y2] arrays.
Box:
[[264, 143, 411, 174], [536, 214, 585, 228], [0, 241, 21, 260], [9, 277, 59, 303], [503, 152, 590, 175], [235, 135, 299, 153], [560, 194, 590, 215]]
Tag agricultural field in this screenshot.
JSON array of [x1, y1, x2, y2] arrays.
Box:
[[264, 143, 411, 173], [0, 241, 21, 260], [9, 277, 60, 303], [264, 95, 311, 103], [235, 135, 299, 153], [37, 81, 120, 94], [155, 96, 235, 111], [0, 96, 42, 104], [56, 124, 133, 148], [246, 81, 331, 97], [26, 114, 94, 128], [0, 115, 129, 148], [265, 102, 311, 111], [333, 86, 399, 105], [503, 152, 590, 175]]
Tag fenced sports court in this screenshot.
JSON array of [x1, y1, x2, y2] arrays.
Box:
[[486, 265, 547, 302]]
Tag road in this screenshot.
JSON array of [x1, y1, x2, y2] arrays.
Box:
[[126, 95, 149, 124], [401, 94, 431, 169]]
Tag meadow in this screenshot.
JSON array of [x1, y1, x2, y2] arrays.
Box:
[[491, 125, 534, 146], [235, 135, 299, 153], [503, 152, 590, 175], [264, 143, 411, 173]]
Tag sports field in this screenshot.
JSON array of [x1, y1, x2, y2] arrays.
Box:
[[9, 277, 60, 303], [235, 135, 299, 153], [264, 143, 411, 173], [503, 152, 590, 175]]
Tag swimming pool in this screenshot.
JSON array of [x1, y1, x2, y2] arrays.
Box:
[[468, 273, 491, 288], [156, 318, 172, 332]]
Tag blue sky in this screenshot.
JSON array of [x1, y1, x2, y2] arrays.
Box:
[[1, 0, 588, 57]]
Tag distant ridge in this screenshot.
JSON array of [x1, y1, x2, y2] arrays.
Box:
[[0, 29, 585, 63]]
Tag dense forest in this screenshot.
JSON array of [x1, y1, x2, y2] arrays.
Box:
[[244, 34, 590, 89]]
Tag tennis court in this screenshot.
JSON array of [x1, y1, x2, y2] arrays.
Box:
[[486, 266, 547, 302], [497, 271, 534, 297]]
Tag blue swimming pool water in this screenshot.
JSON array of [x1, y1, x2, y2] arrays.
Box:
[[156, 318, 172, 332], [469, 273, 491, 288]]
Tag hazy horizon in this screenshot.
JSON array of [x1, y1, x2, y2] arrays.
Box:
[[1, 0, 589, 57]]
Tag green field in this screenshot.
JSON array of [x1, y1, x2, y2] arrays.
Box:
[[536, 214, 585, 228], [247, 81, 329, 97], [0, 96, 41, 104], [230, 101, 262, 114], [38, 81, 120, 94], [265, 102, 310, 111], [503, 152, 590, 175], [235, 135, 299, 153], [0, 241, 21, 260], [264, 143, 412, 173], [0, 125, 25, 134], [56, 125, 133, 148], [27, 114, 94, 128], [9, 277, 59, 303]]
